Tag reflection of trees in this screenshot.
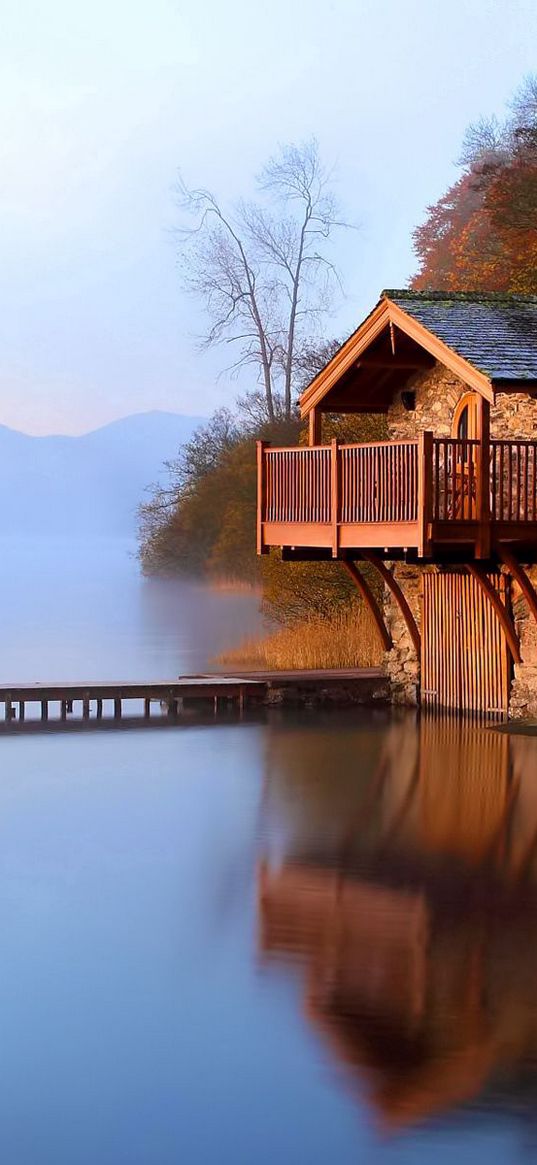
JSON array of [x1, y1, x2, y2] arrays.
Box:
[[258, 714, 537, 1128]]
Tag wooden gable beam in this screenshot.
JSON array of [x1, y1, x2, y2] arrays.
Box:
[[386, 301, 493, 402], [299, 297, 493, 418], [466, 564, 521, 664], [360, 551, 421, 656], [496, 545, 537, 634], [341, 560, 392, 652]]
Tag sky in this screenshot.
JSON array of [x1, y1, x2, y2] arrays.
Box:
[[1, 0, 536, 435]]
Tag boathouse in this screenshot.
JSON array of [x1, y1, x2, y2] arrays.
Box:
[[256, 291, 537, 716]]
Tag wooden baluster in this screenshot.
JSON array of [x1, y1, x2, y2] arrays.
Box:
[[476, 400, 490, 558], [433, 440, 440, 520], [331, 438, 339, 558], [418, 430, 433, 557]]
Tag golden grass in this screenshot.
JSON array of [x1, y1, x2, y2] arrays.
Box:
[[215, 606, 382, 671]]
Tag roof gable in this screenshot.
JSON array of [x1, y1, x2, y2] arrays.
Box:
[[300, 291, 537, 417]]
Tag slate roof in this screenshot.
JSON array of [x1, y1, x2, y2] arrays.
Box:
[[384, 291, 537, 382]]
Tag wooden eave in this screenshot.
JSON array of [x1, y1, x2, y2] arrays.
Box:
[[299, 297, 494, 418]]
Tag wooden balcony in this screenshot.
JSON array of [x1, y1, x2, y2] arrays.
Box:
[[257, 435, 537, 563]]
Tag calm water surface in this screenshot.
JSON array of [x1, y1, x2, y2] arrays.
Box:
[[1, 538, 537, 1163]]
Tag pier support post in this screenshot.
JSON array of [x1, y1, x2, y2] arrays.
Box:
[[41, 700, 48, 721], [96, 698, 103, 719], [18, 701, 25, 721], [83, 695, 90, 720], [114, 698, 122, 719], [144, 698, 151, 718]]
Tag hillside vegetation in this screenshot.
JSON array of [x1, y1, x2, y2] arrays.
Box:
[[139, 77, 536, 666]]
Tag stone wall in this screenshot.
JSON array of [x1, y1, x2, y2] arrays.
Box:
[[492, 393, 537, 440], [510, 565, 537, 719], [492, 395, 537, 717], [384, 364, 462, 706], [383, 564, 423, 706], [387, 362, 467, 440], [388, 361, 537, 442], [383, 363, 537, 715]]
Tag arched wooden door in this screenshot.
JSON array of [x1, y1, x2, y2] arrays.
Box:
[[421, 570, 512, 714], [453, 392, 479, 441], [451, 393, 479, 519]]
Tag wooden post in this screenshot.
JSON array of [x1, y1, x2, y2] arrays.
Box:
[[418, 430, 433, 558], [83, 694, 90, 720], [41, 700, 48, 721], [308, 407, 322, 446], [256, 440, 268, 556], [5, 696, 12, 722], [61, 700, 67, 720], [144, 697, 151, 718], [96, 698, 103, 719], [114, 698, 122, 719], [331, 438, 340, 558], [18, 701, 25, 721], [476, 398, 491, 559]]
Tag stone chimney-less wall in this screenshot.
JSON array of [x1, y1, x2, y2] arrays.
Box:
[[383, 363, 537, 716]]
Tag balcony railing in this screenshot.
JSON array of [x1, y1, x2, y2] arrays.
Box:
[[257, 434, 537, 558]]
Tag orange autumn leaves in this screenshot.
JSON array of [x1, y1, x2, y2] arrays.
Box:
[[412, 85, 537, 294]]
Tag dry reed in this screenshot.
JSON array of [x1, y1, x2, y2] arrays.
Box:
[[215, 606, 382, 670]]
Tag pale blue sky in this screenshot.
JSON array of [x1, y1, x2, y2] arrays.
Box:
[[1, 0, 536, 434]]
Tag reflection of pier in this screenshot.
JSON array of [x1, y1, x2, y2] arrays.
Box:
[[258, 715, 537, 1129]]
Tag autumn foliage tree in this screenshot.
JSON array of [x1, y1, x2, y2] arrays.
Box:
[[412, 76, 537, 293]]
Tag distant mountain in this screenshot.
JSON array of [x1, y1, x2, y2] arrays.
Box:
[[0, 411, 203, 536]]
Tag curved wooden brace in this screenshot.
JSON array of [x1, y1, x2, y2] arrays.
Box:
[[360, 550, 421, 656], [495, 544, 537, 632], [466, 564, 521, 664], [342, 560, 392, 652]]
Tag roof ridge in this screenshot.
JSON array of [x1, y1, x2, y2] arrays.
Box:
[[382, 289, 537, 304]]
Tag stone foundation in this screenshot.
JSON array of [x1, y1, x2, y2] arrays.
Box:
[[381, 561, 537, 718], [509, 564, 537, 719], [383, 564, 422, 706]]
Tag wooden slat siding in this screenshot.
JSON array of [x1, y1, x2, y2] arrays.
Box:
[[422, 571, 511, 714], [491, 441, 537, 522], [340, 441, 418, 524]]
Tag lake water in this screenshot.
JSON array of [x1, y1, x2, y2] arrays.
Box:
[[1, 538, 537, 1163]]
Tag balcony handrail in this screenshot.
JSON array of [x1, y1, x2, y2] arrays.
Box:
[[257, 435, 537, 559], [265, 438, 419, 453]]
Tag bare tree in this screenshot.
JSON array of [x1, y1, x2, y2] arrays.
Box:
[[176, 139, 351, 421]]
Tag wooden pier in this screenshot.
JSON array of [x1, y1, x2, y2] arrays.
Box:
[[0, 669, 386, 731]]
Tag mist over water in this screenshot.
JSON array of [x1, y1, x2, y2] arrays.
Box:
[[2, 538, 537, 1163], [0, 536, 262, 681]]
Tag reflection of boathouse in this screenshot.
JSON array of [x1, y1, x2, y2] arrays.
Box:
[[258, 716, 537, 1128], [257, 292, 537, 716]]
